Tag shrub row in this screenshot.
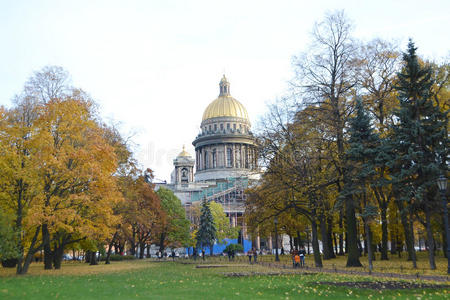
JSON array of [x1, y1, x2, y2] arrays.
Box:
[[100, 254, 136, 261]]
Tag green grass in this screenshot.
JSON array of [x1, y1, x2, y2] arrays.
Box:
[[0, 260, 448, 299]]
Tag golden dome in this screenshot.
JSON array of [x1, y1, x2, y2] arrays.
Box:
[[201, 75, 249, 122], [178, 145, 191, 157]]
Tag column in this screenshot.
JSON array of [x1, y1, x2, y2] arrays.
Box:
[[232, 144, 235, 168], [256, 235, 261, 250]]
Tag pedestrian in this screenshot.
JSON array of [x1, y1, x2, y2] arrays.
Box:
[[281, 247, 285, 255], [247, 249, 253, 264], [299, 246, 306, 267], [253, 248, 258, 263], [201, 249, 205, 261], [294, 254, 300, 268], [171, 250, 176, 261], [193, 248, 197, 261]]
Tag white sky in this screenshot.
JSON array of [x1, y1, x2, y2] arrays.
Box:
[[1, 0, 449, 181]]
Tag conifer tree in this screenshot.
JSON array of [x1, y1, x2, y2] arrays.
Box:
[[196, 199, 217, 256], [390, 40, 448, 270], [343, 99, 380, 271]]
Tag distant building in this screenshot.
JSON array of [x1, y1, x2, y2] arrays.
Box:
[[157, 75, 259, 246]]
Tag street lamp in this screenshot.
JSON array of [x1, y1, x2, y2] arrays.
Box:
[[437, 174, 449, 274], [274, 216, 280, 262]]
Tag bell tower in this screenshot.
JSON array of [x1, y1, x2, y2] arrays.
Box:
[[172, 146, 195, 185], [219, 74, 230, 96]]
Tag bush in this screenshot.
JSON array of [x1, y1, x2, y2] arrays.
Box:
[[223, 243, 244, 254], [0, 209, 20, 262], [100, 254, 136, 261], [1, 258, 18, 268]]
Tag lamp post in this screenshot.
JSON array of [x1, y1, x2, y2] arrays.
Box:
[[437, 174, 449, 274], [274, 216, 280, 262]]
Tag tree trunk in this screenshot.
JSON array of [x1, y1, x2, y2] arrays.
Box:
[[53, 242, 64, 270], [289, 235, 293, 251], [296, 230, 302, 248], [106, 232, 118, 264], [327, 216, 336, 258], [397, 199, 417, 268], [16, 226, 41, 275], [338, 212, 344, 255], [139, 242, 145, 259], [146, 244, 151, 258], [380, 203, 389, 260], [90, 251, 98, 265], [425, 205, 436, 269], [390, 230, 397, 255], [365, 221, 373, 273], [345, 198, 363, 267], [311, 218, 323, 268], [159, 233, 166, 253], [42, 224, 53, 270], [333, 233, 338, 255], [319, 215, 332, 260]]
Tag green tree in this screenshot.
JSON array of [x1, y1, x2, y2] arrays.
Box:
[[389, 40, 448, 270], [342, 99, 380, 271], [209, 201, 238, 244], [156, 187, 190, 252], [0, 209, 20, 263], [196, 199, 216, 256]]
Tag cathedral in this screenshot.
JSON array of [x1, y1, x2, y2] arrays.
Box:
[[159, 75, 259, 244]]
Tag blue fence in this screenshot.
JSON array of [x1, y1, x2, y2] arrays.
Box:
[[186, 238, 252, 255]]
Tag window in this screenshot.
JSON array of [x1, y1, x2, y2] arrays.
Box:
[[245, 148, 249, 168], [233, 124, 236, 131], [227, 123, 230, 130], [208, 125, 211, 132], [212, 149, 217, 168], [214, 124, 217, 131], [220, 123, 223, 130], [181, 168, 188, 183], [227, 148, 233, 167], [204, 151, 208, 169]]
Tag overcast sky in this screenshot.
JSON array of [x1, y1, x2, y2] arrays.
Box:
[[1, 0, 448, 181]]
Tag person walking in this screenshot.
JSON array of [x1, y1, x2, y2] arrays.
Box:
[[247, 249, 253, 264], [294, 254, 300, 268], [299, 246, 306, 267], [253, 248, 258, 263]]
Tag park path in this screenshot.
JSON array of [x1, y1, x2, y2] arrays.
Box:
[[257, 261, 450, 283]]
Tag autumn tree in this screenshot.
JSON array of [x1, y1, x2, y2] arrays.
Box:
[[292, 10, 362, 267], [209, 201, 239, 243], [0, 95, 43, 274], [356, 39, 401, 260], [156, 187, 190, 253]]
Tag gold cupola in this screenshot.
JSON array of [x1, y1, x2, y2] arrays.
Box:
[[201, 75, 249, 122], [178, 145, 191, 157]]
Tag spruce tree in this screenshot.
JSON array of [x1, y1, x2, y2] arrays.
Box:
[[343, 99, 380, 270], [196, 199, 217, 256], [390, 40, 448, 270]]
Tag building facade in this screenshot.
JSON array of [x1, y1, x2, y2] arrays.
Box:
[[159, 75, 258, 242]]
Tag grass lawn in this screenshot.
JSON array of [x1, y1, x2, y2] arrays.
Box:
[[0, 259, 448, 299]]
